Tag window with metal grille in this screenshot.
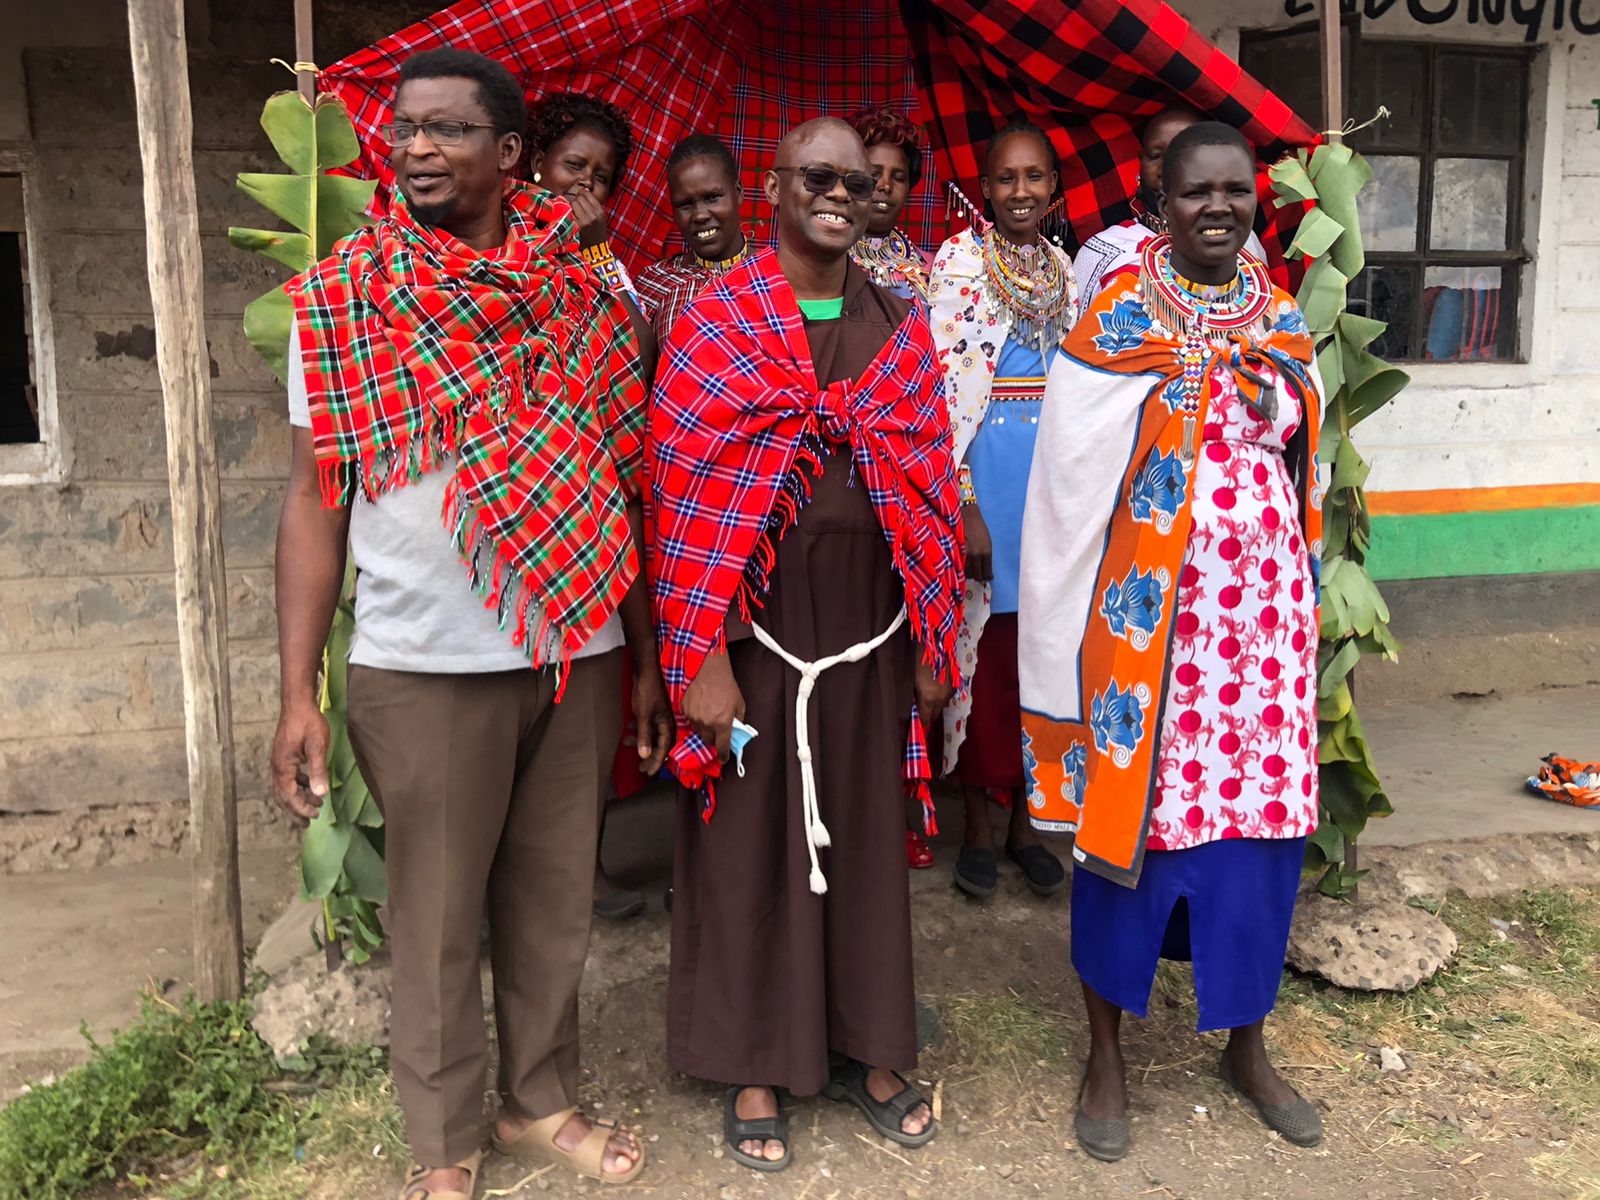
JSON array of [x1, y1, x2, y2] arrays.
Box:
[[1241, 33, 1531, 363], [0, 173, 39, 444]]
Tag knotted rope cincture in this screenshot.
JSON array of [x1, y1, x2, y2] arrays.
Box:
[[750, 607, 909, 896]]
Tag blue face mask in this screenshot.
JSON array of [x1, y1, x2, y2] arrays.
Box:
[[729, 719, 759, 776]]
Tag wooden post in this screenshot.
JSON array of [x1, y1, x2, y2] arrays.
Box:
[[294, 0, 315, 102], [1321, 0, 1344, 139], [1319, 0, 1359, 894], [128, 0, 245, 1002]]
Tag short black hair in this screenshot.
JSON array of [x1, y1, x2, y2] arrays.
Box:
[[1162, 121, 1254, 191], [397, 49, 526, 135], [528, 93, 635, 190], [984, 117, 1058, 178], [667, 133, 739, 182]]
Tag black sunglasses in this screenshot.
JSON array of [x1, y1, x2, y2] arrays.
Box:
[[773, 165, 876, 203]]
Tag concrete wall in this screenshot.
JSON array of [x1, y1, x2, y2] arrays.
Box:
[[0, 1, 436, 870], [1184, 0, 1600, 580]]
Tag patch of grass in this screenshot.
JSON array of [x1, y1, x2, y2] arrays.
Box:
[[1532, 1139, 1600, 1200], [939, 991, 1068, 1073], [0, 989, 401, 1200], [1269, 887, 1600, 1145]]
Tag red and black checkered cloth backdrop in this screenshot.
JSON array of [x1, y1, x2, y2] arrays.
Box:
[[320, 0, 1317, 282]]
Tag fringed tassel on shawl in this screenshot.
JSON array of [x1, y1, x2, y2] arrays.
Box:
[[847, 430, 963, 691], [733, 434, 826, 623], [443, 474, 577, 698], [312, 358, 547, 511], [904, 707, 938, 838]]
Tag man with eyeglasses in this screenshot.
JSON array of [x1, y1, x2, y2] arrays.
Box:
[[270, 48, 669, 1198], [649, 117, 963, 1169]]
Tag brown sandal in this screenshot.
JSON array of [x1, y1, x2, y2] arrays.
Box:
[[493, 1105, 646, 1184], [400, 1149, 483, 1200]]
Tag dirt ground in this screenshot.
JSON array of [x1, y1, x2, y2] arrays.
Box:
[[17, 813, 1596, 1199], [5, 684, 1599, 1198]]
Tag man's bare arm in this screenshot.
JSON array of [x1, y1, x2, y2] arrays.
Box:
[[270, 425, 352, 823]]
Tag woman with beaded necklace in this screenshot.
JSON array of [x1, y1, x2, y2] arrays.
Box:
[[929, 120, 1079, 901], [1017, 122, 1325, 1162], [634, 133, 750, 343], [846, 107, 932, 306]]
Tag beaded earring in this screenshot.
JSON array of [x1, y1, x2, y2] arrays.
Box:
[[943, 180, 987, 232]]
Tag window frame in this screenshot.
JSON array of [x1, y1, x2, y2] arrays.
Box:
[[1350, 40, 1534, 364], [0, 146, 64, 484]]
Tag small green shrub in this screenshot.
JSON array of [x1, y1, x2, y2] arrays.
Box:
[[0, 991, 372, 1200], [0, 992, 273, 1197]]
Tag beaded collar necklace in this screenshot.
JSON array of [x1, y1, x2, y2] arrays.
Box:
[[691, 234, 750, 272], [1136, 235, 1275, 464], [850, 227, 929, 300], [979, 227, 1076, 352]]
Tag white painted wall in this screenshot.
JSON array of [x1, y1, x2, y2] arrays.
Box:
[[1178, 0, 1600, 495]]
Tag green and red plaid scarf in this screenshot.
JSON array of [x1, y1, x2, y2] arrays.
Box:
[[288, 182, 647, 687]]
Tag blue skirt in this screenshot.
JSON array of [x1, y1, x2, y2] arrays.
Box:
[[1070, 836, 1305, 1032]]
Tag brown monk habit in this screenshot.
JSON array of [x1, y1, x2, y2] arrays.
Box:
[[668, 262, 920, 1096]]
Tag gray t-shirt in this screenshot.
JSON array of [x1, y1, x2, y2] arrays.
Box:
[[286, 332, 624, 673]]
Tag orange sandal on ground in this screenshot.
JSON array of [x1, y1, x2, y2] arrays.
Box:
[[400, 1149, 483, 1200], [492, 1105, 646, 1185]]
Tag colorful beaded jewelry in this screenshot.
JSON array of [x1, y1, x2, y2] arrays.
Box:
[[850, 228, 929, 300], [958, 463, 978, 507], [979, 228, 1077, 352], [580, 239, 633, 294], [1137, 235, 1274, 464], [692, 235, 750, 273]]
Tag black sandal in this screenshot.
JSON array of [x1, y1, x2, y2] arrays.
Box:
[[724, 1086, 791, 1172], [1219, 1052, 1324, 1147], [822, 1059, 937, 1148], [953, 846, 998, 898], [1005, 841, 1066, 896], [1073, 1071, 1130, 1162]]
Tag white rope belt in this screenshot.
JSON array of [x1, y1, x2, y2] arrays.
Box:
[[749, 607, 908, 896]]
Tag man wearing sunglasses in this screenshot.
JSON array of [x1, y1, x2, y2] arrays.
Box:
[[649, 117, 963, 1170], [271, 48, 667, 1198]]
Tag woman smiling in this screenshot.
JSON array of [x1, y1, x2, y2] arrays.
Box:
[[929, 120, 1078, 902], [1017, 122, 1325, 1162], [845, 107, 931, 305], [634, 134, 749, 343]]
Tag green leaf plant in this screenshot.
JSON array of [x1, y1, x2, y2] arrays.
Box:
[[229, 87, 384, 960], [1270, 138, 1409, 898], [227, 89, 376, 379]]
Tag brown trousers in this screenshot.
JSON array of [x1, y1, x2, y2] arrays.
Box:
[[346, 652, 622, 1166]]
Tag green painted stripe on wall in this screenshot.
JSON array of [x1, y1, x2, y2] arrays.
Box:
[[1365, 505, 1600, 581]]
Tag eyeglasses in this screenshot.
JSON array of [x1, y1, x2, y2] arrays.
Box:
[[382, 119, 501, 147], [772, 165, 876, 203]]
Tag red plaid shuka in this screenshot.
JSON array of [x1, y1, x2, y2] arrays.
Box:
[[649, 249, 964, 809], [901, 0, 1319, 286], [289, 183, 647, 688], [324, 1, 1317, 278]]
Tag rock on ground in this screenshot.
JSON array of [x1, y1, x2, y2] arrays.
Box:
[[251, 955, 393, 1062], [252, 897, 323, 977], [1287, 891, 1458, 992]]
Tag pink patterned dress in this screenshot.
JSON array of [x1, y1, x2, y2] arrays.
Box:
[[1147, 359, 1319, 852]]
